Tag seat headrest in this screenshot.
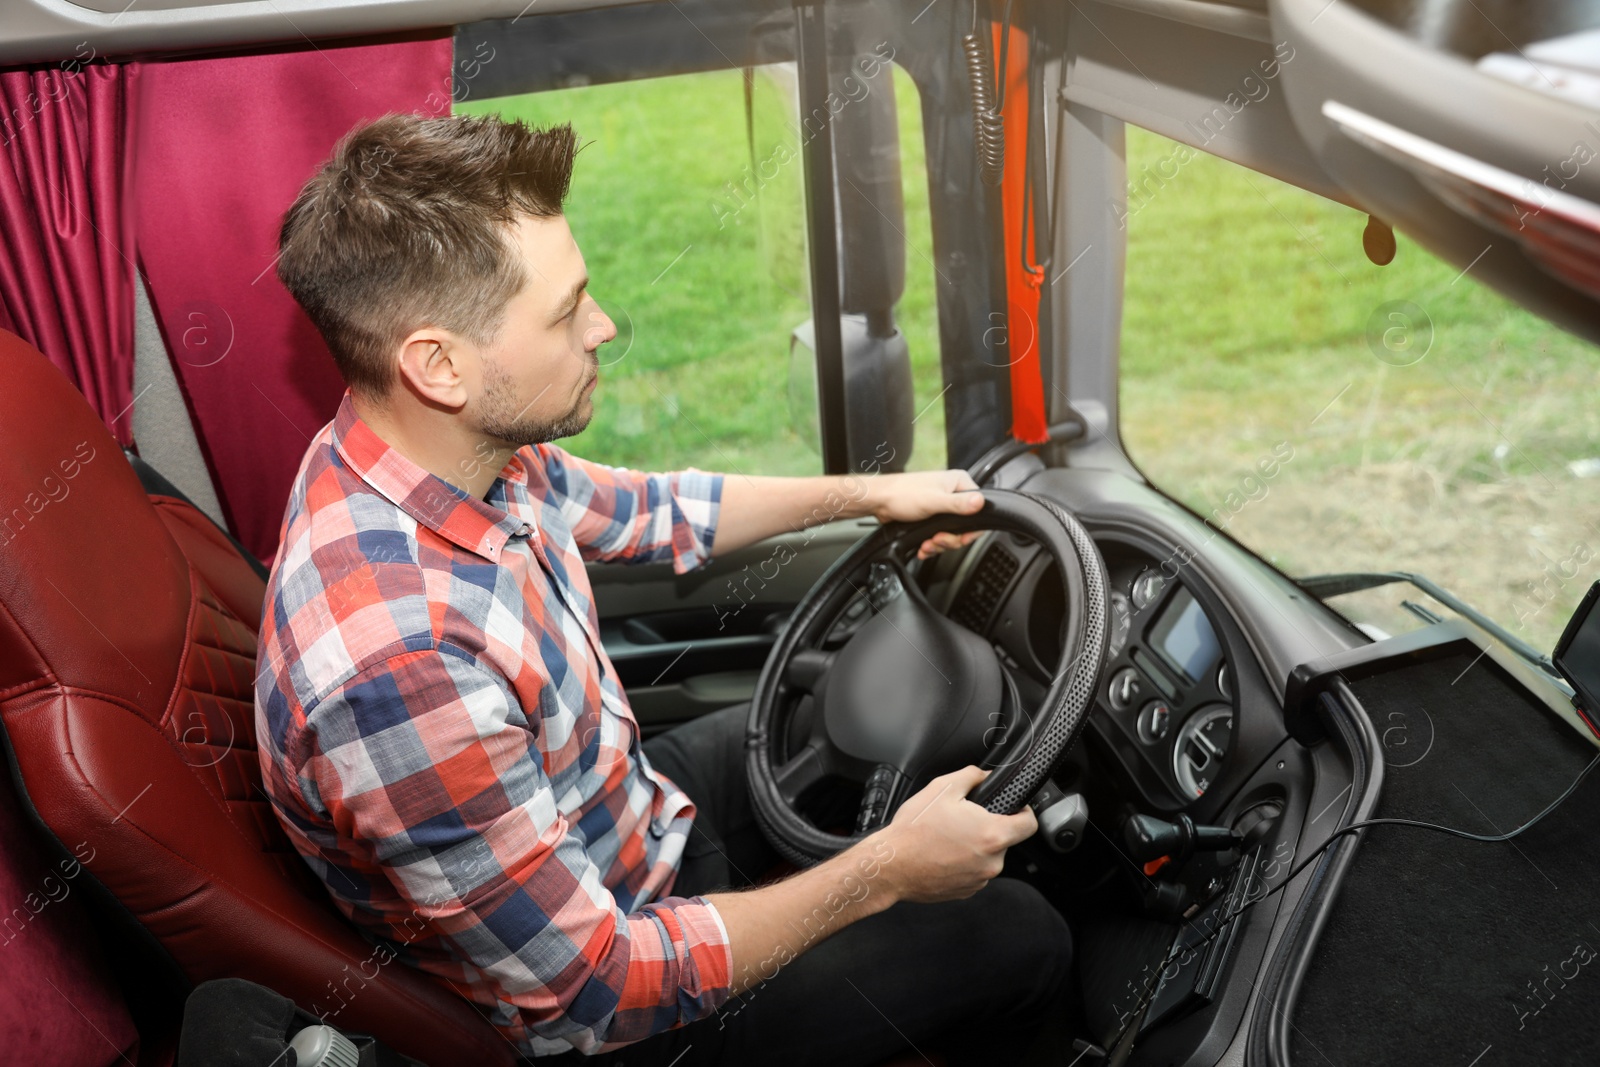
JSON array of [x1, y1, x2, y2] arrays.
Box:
[[0, 329, 189, 711]]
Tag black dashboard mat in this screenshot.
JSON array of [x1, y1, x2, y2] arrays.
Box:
[[1289, 649, 1600, 1066]]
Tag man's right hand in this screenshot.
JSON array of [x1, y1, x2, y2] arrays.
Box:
[[706, 764, 1035, 995], [873, 765, 1038, 904]]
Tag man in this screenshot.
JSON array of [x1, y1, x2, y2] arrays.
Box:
[[256, 112, 1072, 1065]]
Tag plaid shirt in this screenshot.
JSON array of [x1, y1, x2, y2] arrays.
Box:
[[254, 389, 731, 1057]]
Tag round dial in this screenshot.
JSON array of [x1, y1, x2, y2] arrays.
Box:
[[1173, 704, 1234, 799], [1137, 700, 1171, 745], [1107, 591, 1133, 658], [1107, 666, 1142, 712], [1131, 569, 1167, 610]]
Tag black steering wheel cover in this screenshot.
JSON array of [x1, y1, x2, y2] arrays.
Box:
[[746, 489, 1110, 865]]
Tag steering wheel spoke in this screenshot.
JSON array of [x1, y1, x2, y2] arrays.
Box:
[[774, 742, 831, 806], [784, 648, 835, 694]]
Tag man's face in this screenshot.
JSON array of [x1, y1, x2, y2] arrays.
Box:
[[472, 213, 615, 448]]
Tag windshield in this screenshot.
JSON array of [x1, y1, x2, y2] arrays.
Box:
[[1119, 125, 1600, 658]]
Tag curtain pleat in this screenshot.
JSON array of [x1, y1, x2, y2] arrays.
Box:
[[0, 63, 136, 445]]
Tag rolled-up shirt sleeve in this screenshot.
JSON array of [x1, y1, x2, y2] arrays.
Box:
[[533, 442, 722, 574], [304, 646, 733, 1054]]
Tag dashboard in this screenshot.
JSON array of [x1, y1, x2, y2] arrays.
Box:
[[945, 527, 1253, 814], [920, 466, 1387, 1066]]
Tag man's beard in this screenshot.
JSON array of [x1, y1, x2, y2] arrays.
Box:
[[475, 355, 594, 447]]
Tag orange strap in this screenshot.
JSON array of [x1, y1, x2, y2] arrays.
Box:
[[995, 22, 1048, 444]]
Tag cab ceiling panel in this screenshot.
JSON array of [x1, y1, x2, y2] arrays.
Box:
[[0, 0, 610, 67], [1061, 0, 1354, 208], [455, 0, 792, 98]]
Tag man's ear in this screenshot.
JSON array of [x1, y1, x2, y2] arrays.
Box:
[[396, 329, 470, 409]]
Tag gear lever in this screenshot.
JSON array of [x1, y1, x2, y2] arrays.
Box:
[[1123, 812, 1240, 865]]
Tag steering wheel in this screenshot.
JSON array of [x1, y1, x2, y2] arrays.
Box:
[[746, 489, 1111, 866]]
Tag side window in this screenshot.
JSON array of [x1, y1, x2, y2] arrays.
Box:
[[458, 63, 947, 476], [1118, 124, 1600, 652]]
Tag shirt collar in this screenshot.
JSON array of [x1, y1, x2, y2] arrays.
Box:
[[329, 388, 533, 562]]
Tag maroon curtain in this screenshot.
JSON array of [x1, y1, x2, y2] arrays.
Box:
[[130, 34, 452, 563], [0, 769, 144, 1066], [0, 62, 137, 446]]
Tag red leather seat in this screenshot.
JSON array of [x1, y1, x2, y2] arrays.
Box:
[[0, 329, 513, 1065]]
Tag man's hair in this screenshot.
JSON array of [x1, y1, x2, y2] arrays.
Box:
[[277, 113, 578, 401]]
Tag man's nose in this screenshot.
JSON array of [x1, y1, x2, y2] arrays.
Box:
[[583, 305, 617, 351]]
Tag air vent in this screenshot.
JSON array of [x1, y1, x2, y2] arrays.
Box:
[[950, 544, 1020, 632]]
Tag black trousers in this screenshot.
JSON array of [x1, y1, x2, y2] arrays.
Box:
[[536, 704, 1075, 1066]]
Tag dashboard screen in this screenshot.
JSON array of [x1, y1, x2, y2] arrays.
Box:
[[1148, 587, 1221, 685]]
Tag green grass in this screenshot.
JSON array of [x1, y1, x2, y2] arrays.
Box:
[[1118, 119, 1600, 493], [1120, 125, 1600, 484], [457, 64, 948, 476], [461, 78, 1600, 649]]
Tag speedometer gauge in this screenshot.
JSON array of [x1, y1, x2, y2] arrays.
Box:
[[1173, 704, 1233, 799], [1107, 591, 1132, 658]]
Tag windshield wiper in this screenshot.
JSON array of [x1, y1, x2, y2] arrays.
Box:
[[1298, 570, 1557, 674]]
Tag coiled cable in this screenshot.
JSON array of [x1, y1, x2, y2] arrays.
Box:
[[962, 30, 1006, 187]]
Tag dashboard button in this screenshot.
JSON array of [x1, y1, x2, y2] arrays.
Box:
[[1107, 666, 1142, 711], [1136, 700, 1171, 745]]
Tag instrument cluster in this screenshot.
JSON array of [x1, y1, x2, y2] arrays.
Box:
[[949, 533, 1238, 808], [1096, 561, 1235, 801]]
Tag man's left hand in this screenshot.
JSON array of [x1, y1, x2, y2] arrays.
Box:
[[865, 470, 986, 560]]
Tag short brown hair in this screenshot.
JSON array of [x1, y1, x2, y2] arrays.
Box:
[[277, 112, 578, 401]]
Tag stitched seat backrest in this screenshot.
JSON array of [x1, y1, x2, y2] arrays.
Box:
[[0, 329, 515, 1066]]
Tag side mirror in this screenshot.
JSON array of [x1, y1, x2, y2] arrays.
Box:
[[789, 45, 916, 475], [789, 315, 914, 474]]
